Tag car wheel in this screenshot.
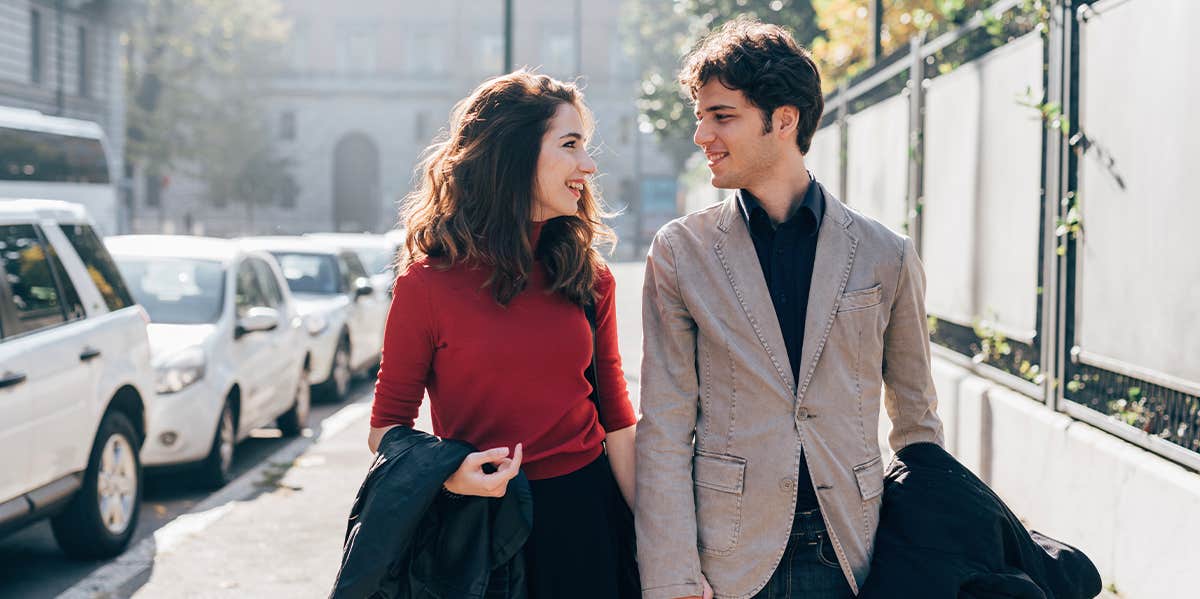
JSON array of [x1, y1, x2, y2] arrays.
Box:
[[278, 363, 311, 437], [50, 410, 141, 559], [319, 336, 352, 403], [198, 399, 236, 489]]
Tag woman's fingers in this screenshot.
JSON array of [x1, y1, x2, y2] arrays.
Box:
[[511, 443, 523, 470], [493, 444, 523, 477], [451, 444, 525, 497], [464, 446, 510, 469]]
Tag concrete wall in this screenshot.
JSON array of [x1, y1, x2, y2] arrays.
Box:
[[879, 354, 1200, 599]]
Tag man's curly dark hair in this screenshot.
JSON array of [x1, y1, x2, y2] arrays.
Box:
[[679, 16, 824, 154]]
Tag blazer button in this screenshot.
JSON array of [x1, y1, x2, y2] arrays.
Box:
[[780, 478, 796, 492], [796, 407, 810, 420]]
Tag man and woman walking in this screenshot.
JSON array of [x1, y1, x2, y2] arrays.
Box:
[[337, 15, 1096, 599]]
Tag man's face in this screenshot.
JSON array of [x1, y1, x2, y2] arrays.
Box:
[[692, 79, 780, 190]]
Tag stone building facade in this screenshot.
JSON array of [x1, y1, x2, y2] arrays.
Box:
[[144, 0, 678, 258]]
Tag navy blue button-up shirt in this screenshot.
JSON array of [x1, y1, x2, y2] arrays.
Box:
[[737, 173, 824, 509]]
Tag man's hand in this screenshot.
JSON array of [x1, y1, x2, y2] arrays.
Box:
[[444, 444, 523, 497], [676, 573, 714, 599]]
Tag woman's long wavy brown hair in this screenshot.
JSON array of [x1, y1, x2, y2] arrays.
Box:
[[399, 70, 615, 307]]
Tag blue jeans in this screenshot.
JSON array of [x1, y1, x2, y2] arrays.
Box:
[[752, 508, 855, 599]]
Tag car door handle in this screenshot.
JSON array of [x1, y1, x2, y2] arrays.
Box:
[[0, 372, 27, 389], [79, 347, 102, 362]]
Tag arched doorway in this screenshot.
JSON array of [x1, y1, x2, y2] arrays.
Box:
[[332, 132, 380, 232]]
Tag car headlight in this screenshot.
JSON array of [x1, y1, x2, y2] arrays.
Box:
[[304, 313, 329, 336], [155, 346, 206, 394]]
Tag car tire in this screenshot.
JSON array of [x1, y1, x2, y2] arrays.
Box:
[[50, 410, 142, 560], [317, 335, 352, 403], [278, 363, 311, 437], [198, 399, 236, 489]]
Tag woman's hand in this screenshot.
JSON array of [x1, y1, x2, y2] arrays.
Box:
[[604, 424, 636, 507], [444, 443, 524, 497]]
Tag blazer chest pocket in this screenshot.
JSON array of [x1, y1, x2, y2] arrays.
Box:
[[693, 451, 746, 556], [837, 283, 883, 313]]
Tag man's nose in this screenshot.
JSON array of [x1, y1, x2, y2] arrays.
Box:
[[694, 121, 713, 147]]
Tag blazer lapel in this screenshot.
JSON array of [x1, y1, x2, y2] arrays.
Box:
[[796, 184, 858, 403], [713, 196, 796, 397]]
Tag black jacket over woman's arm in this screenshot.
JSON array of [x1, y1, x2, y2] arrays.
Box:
[[859, 442, 1101, 599], [329, 426, 533, 599]]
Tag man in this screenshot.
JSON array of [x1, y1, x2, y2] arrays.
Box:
[[635, 17, 944, 599]]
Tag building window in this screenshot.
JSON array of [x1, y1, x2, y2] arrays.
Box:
[[541, 32, 575, 79], [280, 111, 296, 141], [278, 175, 299, 209], [414, 111, 430, 143], [145, 171, 162, 208], [478, 34, 503, 75], [405, 30, 444, 76], [78, 26, 89, 98], [337, 27, 377, 75], [289, 20, 309, 72], [30, 9, 42, 84]]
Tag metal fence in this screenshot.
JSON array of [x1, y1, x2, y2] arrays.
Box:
[[810, 0, 1200, 471]]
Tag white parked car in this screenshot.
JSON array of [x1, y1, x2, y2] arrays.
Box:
[[0, 199, 156, 558], [105, 235, 312, 488], [239, 237, 386, 402], [304, 232, 401, 300]]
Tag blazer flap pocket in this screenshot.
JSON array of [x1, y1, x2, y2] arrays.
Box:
[[853, 456, 884, 500], [694, 452, 746, 494], [838, 284, 883, 312]]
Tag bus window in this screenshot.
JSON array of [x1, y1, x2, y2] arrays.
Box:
[[0, 126, 110, 184]]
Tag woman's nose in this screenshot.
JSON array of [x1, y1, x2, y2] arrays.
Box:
[[579, 153, 597, 174]]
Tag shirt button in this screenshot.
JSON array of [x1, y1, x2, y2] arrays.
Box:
[[780, 478, 796, 492]]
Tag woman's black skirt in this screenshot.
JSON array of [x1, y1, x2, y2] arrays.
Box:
[[521, 453, 639, 599]]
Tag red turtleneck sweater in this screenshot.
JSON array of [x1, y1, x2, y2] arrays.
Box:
[[370, 232, 636, 480]]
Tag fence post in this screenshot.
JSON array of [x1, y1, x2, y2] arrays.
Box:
[[1042, 0, 1077, 411], [906, 32, 926, 253], [836, 82, 849, 204]]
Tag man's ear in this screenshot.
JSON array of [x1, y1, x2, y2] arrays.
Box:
[[773, 105, 800, 139]]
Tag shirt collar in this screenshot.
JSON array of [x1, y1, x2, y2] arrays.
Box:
[[737, 171, 824, 232]]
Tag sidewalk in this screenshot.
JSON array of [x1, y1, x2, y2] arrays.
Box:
[[129, 406, 372, 597], [60, 399, 384, 599]]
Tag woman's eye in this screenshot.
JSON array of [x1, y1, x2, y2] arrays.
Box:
[[563, 141, 577, 148]]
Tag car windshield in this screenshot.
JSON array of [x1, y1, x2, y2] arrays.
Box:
[[358, 247, 395, 277], [272, 252, 340, 294], [115, 257, 225, 324]]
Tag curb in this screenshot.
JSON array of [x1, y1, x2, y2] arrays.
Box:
[[59, 400, 371, 599]]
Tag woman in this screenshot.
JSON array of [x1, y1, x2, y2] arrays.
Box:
[[367, 70, 638, 598]]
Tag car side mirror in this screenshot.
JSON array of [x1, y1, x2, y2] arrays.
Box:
[[235, 307, 280, 339], [354, 277, 374, 300]]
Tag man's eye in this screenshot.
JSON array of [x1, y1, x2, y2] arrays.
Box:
[[715, 114, 731, 121]]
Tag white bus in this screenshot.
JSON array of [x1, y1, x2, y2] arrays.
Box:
[[0, 105, 118, 234]]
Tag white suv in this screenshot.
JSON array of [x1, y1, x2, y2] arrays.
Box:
[[0, 199, 156, 559], [106, 235, 311, 487]]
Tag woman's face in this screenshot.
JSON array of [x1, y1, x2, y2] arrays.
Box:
[[532, 103, 597, 222]]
